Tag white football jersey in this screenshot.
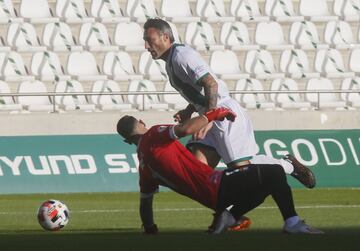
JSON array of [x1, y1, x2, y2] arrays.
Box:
[[165, 44, 230, 114]]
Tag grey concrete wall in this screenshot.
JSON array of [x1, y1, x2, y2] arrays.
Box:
[[0, 110, 358, 136]]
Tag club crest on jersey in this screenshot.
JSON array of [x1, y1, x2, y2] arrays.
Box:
[[157, 126, 168, 133]]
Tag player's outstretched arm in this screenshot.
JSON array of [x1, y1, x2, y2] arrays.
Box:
[[140, 196, 158, 234], [174, 107, 236, 138]]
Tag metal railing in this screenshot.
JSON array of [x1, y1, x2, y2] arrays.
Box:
[[1, 89, 358, 112]]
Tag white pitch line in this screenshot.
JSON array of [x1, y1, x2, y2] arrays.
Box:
[[0, 204, 359, 215], [78, 204, 360, 212]]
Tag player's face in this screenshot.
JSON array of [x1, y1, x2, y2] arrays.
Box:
[[133, 119, 146, 132], [144, 28, 171, 59]]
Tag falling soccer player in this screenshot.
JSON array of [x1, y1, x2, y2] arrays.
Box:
[[116, 107, 323, 235]]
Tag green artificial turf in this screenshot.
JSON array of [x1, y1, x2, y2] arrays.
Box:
[[0, 188, 359, 251]]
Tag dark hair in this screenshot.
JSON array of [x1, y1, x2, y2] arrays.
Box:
[[116, 115, 138, 141], [143, 18, 175, 43]]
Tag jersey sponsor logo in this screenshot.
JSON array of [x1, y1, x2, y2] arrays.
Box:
[[194, 65, 208, 77]]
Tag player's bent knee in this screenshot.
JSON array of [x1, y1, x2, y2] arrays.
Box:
[[261, 164, 287, 185]]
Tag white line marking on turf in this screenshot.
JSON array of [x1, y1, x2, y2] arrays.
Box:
[[0, 204, 359, 215], [78, 204, 360, 212]]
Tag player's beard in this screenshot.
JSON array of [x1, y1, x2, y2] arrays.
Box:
[[150, 51, 158, 59]]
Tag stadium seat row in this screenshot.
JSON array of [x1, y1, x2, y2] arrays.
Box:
[[0, 77, 359, 112], [2, 49, 360, 83], [0, 0, 358, 113], [3, 0, 360, 24], [1, 20, 360, 53]]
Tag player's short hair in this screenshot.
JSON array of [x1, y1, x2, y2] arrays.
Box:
[[143, 18, 175, 43], [117, 115, 138, 142]]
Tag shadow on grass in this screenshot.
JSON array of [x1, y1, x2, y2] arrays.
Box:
[[0, 228, 359, 251]]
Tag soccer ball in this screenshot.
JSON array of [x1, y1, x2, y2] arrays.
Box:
[[37, 199, 70, 231]]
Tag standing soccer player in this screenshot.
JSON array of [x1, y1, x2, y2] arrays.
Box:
[[116, 108, 323, 235], [142, 18, 314, 187], [142, 18, 315, 230]]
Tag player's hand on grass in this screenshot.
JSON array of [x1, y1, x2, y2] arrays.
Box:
[[142, 224, 158, 235], [204, 108, 236, 122], [194, 122, 213, 140]]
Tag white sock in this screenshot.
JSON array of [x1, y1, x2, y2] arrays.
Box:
[[250, 155, 294, 175], [279, 159, 294, 174], [285, 216, 301, 228], [224, 210, 237, 226]]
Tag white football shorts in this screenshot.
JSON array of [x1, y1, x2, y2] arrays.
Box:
[[187, 97, 259, 165]]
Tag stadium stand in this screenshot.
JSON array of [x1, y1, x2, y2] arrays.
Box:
[[127, 79, 168, 110], [264, 0, 303, 22], [167, 21, 182, 43], [314, 48, 354, 78], [341, 77, 360, 108], [90, 79, 134, 110], [299, 0, 338, 22], [54, 79, 96, 111], [195, 0, 235, 23], [0, 80, 22, 112], [305, 78, 347, 109], [161, 0, 200, 23], [0, 0, 23, 23], [244, 49, 284, 79], [30, 51, 71, 82], [234, 78, 276, 109], [349, 49, 360, 73], [125, 0, 158, 22], [42, 22, 83, 52], [7, 22, 46, 52], [78, 22, 118, 51], [219, 21, 259, 51], [66, 51, 107, 81], [113, 22, 144, 51], [184, 21, 224, 51], [138, 51, 167, 81], [0, 38, 11, 52], [17, 80, 54, 112], [323, 20, 359, 49], [254, 21, 293, 50], [289, 21, 328, 50], [0, 51, 35, 82], [279, 49, 320, 79], [90, 0, 130, 23], [102, 51, 142, 81], [270, 78, 311, 109], [55, 0, 95, 23], [0, 0, 358, 114], [163, 80, 188, 110], [230, 0, 269, 22], [333, 0, 360, 22], [19, 0, 59, 24], [209, 49, 249, 80]]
